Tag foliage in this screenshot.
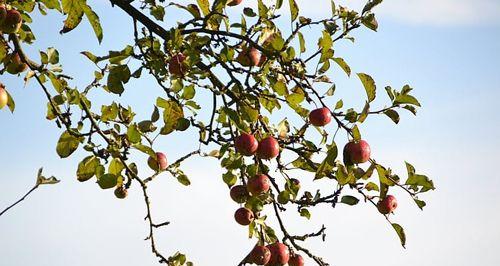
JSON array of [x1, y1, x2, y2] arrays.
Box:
[[0, 0, 435, 265]]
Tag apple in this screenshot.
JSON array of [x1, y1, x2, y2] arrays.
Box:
[[235, 132, 259, 156], [168, 53, 186, 76], [234, 207, 254, 225], [267, 242, 290, 265], [227, 0, 243, 6], [230, 185, 249, 203], [236, 47, 261, 67], [247, 174, 270, 195], [289, 254, 304, 266], [6, 53, 27, 74], [343, 140, 371, 164], [248, 245, 271, 265], [258, 53, 267, 67], [0, 86, 8, 109], [114, 186, 128, 199], [377, 195, 398, 214], [309, 107, 332, 127], [257, 136, 280, 160], [148, 152, 168, 171], [1, 9, 22, 34]]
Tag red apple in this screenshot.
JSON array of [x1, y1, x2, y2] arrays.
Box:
[[267, 242, 290, 265], [377, 195, 398, 214], [247, 174, 270, 195], [309, 107, 332, 127], [114, 186, 128, 199], [234, 207, 254, 225], [227, 0, 243, 6], [148, 152, 168, 171], [248, 245, 271, 265], [257, 136, 280, 160], [343, 140, 371, 164], [0, 86, 8, 109], [168, 53, 186, 76], [258, 53, 267, 66], [236, 46, 261, 67], [1, 9, 22, 34], [235, 132, 259, 156], [230, 185, 249, 203], [6, 53, 27, 74], [289, 254, 305, 266]]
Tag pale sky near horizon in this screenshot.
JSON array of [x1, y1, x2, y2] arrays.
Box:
[[1, 1, 499, 266]]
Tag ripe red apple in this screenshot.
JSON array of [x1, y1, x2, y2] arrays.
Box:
[[148, 152, 168, 171], [234, 207, 254, 225], [236, 46, 261, 67], [230, 185, 249, 203], [1, 9, 22, 34], [258, 53, 267, 66], [6, 53, 27, 74], [0, 86, 8, 109], [289, 254, 305, 266], [257, 136, 280, 160], [227, 0, 243, 6], [114, 186, 128, 199], [168, 53, 186, 76], [235, 132, 259, 156], [377, 195, 398, 214], [343, 140, 371, 164], [248, 245, 271, 265], [267, 242, 290, 265], [309, 107, 332, 127], [247, 174, 270, 195]]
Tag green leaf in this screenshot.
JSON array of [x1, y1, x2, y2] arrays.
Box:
[[315, 142, 338, 179], [60, 0, 84, 34], [222, 171, 237, 187], [77, 156, 100, 182], [300, 208, 311, 219], [333, 57, 351, 76], [362, 13, 378, 31], [392, 223, 406, 248], [365, 182, 379, 191], [288, 0, 299, 22], [414, 198, 426, 210], [384, 109, 400, 124], [357, 73, 376, 102], [340, 195, 359, 205], [197, 0, 210, 16], [97, 173, 118, 189], [56, 130, 80, 158], [181, 85, 196, 100], [81, 3, 103, 43], [36, 168, 60, 185], [127, 124, 141, 144], [394, 94, 421, 107], [108, 158, 124, 176], [160, 100, 184, 135], [351, 125, 361, 141], [298, 32, 306, 53]]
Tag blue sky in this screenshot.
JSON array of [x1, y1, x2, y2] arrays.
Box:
[[1, 0, 499, 265]]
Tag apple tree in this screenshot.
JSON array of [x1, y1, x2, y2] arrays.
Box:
[[0, 0, 435, 265]]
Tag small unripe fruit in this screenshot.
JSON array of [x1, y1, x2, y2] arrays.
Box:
[[230, 185, 249, 203], [227, 0, 243, 6], [168, 53, 186, 76], [235, 132, 259, 156], [377, 195, 398, 214], [309, 107, 332, 127], [267, 242, 290, 265], [343, 140, 371, 164], [1, 9, 22, 34], [114, 186, 128, 199], [257, 136, 280, 160], [248, 245, 271, 265], [234, 207, 254, 225], [0, 86, 8, 109], [247, 174, 270, 195], [289, 254, 305, 266], [148, 152, 168, 171]]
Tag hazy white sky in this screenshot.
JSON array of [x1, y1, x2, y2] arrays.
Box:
[[1, 1, 499, 266]]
